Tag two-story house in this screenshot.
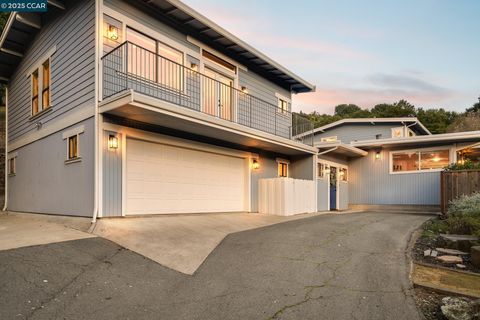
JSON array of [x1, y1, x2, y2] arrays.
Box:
[[0, 0, 317, 218], [308, 118, 480, 212]]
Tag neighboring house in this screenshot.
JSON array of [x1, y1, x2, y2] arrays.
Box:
[[309, 118, 480, 211], [0, 0, 318, 218]]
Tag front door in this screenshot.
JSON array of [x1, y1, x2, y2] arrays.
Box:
[[329, 166, 337, 210], [203, 68, 234, 121]]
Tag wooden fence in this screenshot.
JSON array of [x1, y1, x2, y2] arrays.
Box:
[[441, 170, 480, 214]]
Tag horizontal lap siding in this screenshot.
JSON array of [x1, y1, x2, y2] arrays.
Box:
[[349, 149, 441, 205], [7, 0, 96, 143], [313, 125, 398, 144]]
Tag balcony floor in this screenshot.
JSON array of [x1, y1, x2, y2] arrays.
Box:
[[99, 90, 317, 156]]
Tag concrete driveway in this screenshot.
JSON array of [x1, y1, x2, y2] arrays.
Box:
[[92, 211, 329, 274], [0, 211, 430, 320]]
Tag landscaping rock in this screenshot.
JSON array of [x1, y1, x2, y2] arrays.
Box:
[[441, 297, 473, 320], [456, 264, 466, 269], [431, 250, 438, 257], [437, 248, 469, 256], [472, 246, 480, 268], [424, 249, 432, 257], [437, 255, 463, 264], [439, 234, 479, 252]]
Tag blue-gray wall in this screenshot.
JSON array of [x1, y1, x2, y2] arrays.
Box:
[[102, 130, 123, 217], [8, 0, 96, 143], [313, 124, 403, 144], [348, 149, 443, 205], [8, 118, 95, 216], [317, 178, 328, 211]]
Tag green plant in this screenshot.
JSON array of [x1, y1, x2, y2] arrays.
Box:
[[444, 160, 480, 171], [422, 219, 448, 238], [448, 192, 480, 216]]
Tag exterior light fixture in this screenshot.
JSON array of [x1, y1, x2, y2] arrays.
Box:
[[324, 166, 331, 174], [241, 86, 248, 93], [108, 135, 119, 149], [375, 151, 381, 160], [252, 159, 260, 170], [107, 25, 119, 41], [190, 63, 198, 71]]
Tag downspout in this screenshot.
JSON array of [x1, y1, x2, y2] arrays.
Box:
[[405, 121, 417, 135], [90, 0, 101, 224], [2, 87, 7, 212]]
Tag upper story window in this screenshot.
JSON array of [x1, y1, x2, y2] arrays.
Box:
[[31, 57, 51, 116], [391, 148, 450, 174], [158, 41, 183, 91], [126, 28, 156, 82], [391, 127, 405, 138], [278, 98, 288, 114], [202, 50, 236, 74]]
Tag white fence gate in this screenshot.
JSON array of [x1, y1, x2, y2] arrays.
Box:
[[258, 178, 316, 216]]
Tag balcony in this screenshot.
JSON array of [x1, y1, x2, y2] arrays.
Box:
[[101, 42, 314, 147]]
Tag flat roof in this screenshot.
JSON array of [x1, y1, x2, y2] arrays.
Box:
[[309, 117, 431, 136], [351, 130, 480, 149]]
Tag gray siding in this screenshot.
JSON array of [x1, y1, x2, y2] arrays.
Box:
[[8, 0, 96, 143], [250, 154, 278, 212], [8, 118, 95, 216], [339, 181, 349, 210], [317, 178, 328, 211], [349, 149, 443, 205], [289, 154, 315, 180], [313, 124, 401, 144], [102, 131, 123, 217]]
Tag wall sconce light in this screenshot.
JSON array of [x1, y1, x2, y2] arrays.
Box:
[[107, 25, 119, 41], [108, 135, 119, 149], [190, 63, 198, 71], [252, 159, 260, 170], [241, 86, 248, 93], [375, 150, 381, 160]]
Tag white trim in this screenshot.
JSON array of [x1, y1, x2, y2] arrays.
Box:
[[8, 107, 95, 152], [62, 125, 85, 139], [65, 134, 81, 162], [391, 126, 405, 138], [7, 152, 18, 159], [274, 92, 291, 103], [320, 136, 338, 142], [389, 146, 452, 175], [352, 130, 480, 148], [109, 124, 253, 214]]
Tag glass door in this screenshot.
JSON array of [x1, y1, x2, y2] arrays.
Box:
[[202, 67, 234, 121]]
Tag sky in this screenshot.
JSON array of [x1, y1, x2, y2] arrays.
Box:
[[182, 0, 480, 114]]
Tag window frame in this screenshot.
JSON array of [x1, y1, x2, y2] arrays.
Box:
[[67, 135, 80, 161], [7, 156, 16, 176], [389, 147, 452, 175], [339, 167, 348, 182], [62, 125, 84, 164], [276, 158, 290, 178], [391, 126, 406, 138], [317, 162, 325, 179], [27, 47, 55, 118], [275, 93, 291, 115]]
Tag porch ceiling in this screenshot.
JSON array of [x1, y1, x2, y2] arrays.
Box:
[[316, 142, 367, 158], [99, 91, 317, 156]]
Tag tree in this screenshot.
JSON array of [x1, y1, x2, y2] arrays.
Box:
[[370, 100, 416, 118], [447, 113, 480, 132], [334, 104, 362, 117], [466, 96, 480, 114], [416, 108, 458, 134]]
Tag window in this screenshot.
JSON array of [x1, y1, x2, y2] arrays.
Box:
[[375, 134, 382, 140], [339, 168, 348, 182], [8, 157, 16, 176], [320, 136, 337, 142], [317, 163, 325, 178], [31, 58, 51, 116], [68, 135, 79, 160], [42, 60, 50, 108], [126, 27, 156, 82], [158, 41, 183, 91], [391, 149, 450, 173], [202, 50, 236, 73], [31, 69, 39, 114], [278, 98, 288, 114], [391, 127, 405, 138], [278, 161, 288, 177]]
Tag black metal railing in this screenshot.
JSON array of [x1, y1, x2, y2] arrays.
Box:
[[101, 41, 314, 145]]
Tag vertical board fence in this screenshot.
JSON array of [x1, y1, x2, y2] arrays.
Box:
[[441, 170, 480, 214]]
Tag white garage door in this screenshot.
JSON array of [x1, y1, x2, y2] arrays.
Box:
[[126, 139, 248, 215]]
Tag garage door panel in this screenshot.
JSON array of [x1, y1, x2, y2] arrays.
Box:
[[126, 139, 247, 215]]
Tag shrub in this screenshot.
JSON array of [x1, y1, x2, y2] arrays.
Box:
[[448, 192, 480, 217], [444, 160, 480, 171]]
